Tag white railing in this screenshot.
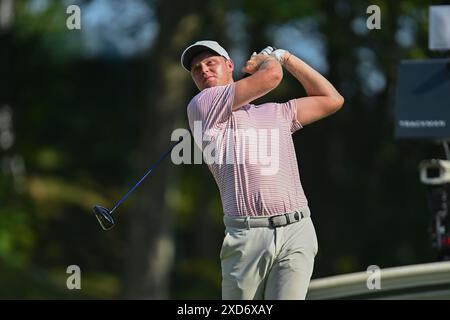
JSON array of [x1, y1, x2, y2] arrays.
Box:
[[307, 261, 450, 299]]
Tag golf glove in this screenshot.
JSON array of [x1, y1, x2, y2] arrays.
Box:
[[271, 49, 290, 66], [259, 46, 275, 55], [250, 46, 274, 58]]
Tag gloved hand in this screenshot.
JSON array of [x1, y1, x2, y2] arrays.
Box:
[[252, 46, 291, 66], [258, 46, 275, 56], [270, 48, 290, 66], [242, 46, 276, 74]]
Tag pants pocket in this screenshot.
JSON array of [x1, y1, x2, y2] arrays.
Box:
[[220, 227, 248, 260], [310, 219, 319, 256]]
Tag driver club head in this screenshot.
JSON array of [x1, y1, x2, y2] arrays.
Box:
[[93, 205, 115, 231]]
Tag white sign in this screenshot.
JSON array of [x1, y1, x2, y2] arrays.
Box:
[[429, 6, 450, 50]]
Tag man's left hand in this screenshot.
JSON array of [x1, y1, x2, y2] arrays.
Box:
[[271, 49, 290, 66], [242, 46, 277, 74]]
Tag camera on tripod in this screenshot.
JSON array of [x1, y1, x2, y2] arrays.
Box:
[[395, 8, 450, 260], [417, 160, 450, 261]]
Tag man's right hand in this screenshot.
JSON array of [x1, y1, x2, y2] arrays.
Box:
[[242, 53, 273, 74]]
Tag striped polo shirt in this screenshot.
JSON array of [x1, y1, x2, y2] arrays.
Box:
[[187, 83, 308, 216]]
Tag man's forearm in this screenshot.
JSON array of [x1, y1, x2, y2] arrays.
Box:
[[283, 53, 342, 101], [234, 54, 282, 110]]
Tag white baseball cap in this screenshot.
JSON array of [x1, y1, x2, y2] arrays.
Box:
[[181, 40, 231, 72]]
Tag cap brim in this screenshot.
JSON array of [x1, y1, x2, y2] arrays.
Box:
[[181, 45, 219, 71]]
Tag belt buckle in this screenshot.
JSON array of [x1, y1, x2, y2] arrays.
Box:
[[268, 214, 284, 228], [269, 212, 302, 228]]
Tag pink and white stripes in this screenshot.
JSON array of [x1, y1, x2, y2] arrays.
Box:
[[187, 83, 308, 216]]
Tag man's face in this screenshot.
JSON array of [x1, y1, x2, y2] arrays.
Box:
[[190, 51, 234, 91]]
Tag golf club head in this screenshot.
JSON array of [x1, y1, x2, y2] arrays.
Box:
[[93, 205, 115, 230]]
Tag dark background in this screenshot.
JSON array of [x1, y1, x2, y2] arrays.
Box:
[[0, 0, 448, 298]]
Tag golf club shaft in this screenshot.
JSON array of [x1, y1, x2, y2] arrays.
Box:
[[110, 136, 184, 214]]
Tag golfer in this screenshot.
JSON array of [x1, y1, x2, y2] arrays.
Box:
[[181, 40, 344, 299]]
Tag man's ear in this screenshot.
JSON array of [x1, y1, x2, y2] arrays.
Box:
[[226, 59, 234, 72]]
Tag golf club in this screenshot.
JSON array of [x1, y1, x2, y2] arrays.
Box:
[[93, 136, 184, 230]]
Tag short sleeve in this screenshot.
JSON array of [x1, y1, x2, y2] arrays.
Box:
[[280, 99, 302, 134], [187, 84, 235, 142]]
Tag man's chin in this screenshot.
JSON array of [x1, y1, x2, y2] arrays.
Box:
[[202, 82, 218, 90]]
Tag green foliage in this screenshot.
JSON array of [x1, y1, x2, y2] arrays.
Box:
[[0, 206, 36, 266], [14, 0, 83, 62]]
